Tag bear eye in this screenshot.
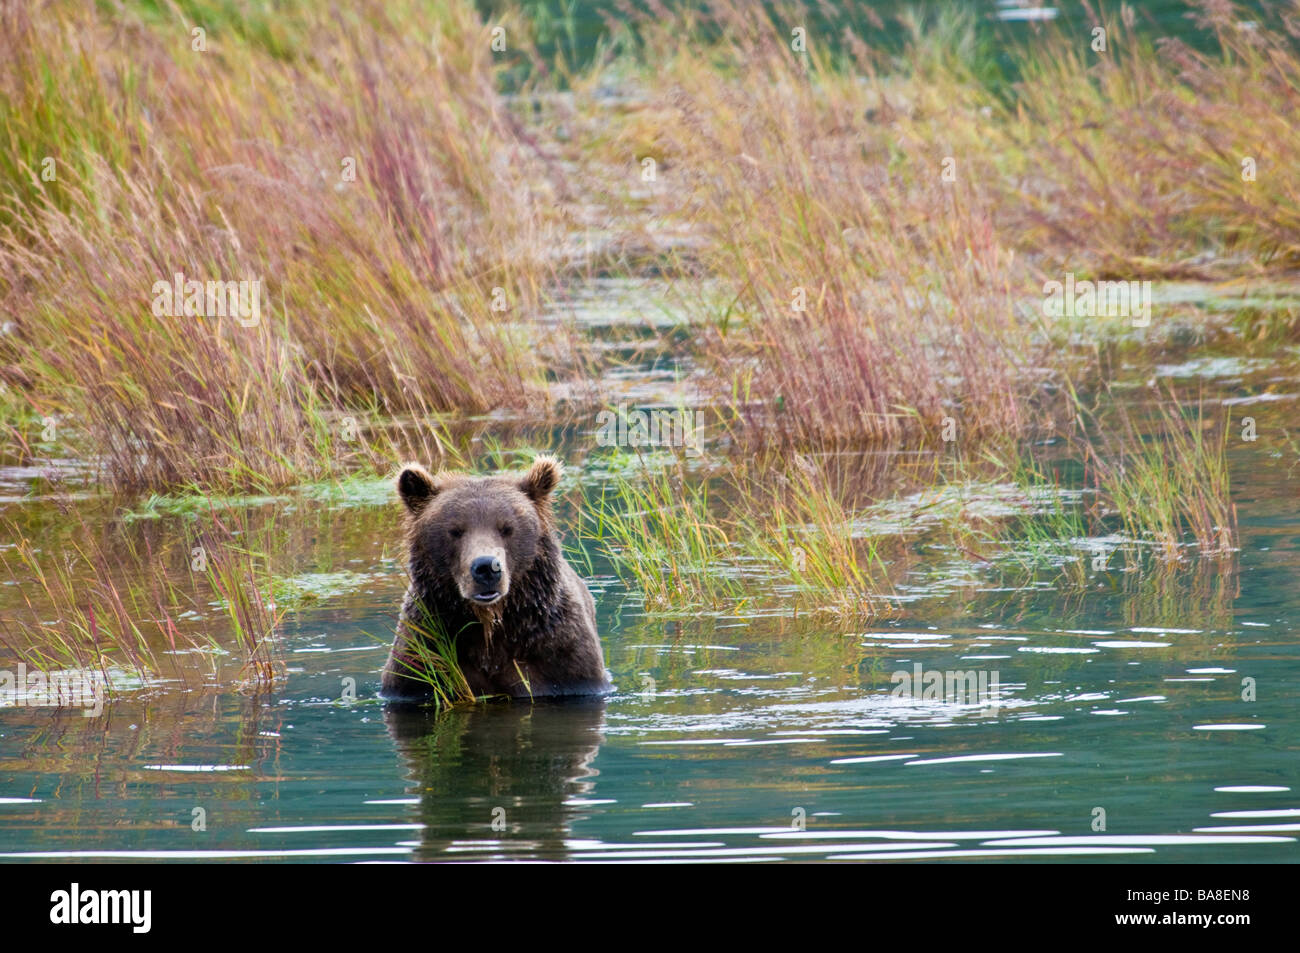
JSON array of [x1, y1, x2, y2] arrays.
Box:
[[500, 525, 513, 537], [449, 528, 464, 539]]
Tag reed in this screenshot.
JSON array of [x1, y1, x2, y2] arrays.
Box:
[[1084, 386, 1236, 561], [587, 451, 893, 619], [586, 460, 743, 611], [197, 513, 286, 691], [991, 1, 1300, 274], [585, 0, 1300, 451], [0, 0, 565, 492], [737, 454, 895, 619], [602, 1, 1037, 449], [0, 515, 167, 680]]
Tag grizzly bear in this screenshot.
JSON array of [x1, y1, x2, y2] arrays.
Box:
[[380, 455, 611, 703]]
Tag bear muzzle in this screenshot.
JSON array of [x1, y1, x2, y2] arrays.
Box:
[[465, 553, 506, 605]]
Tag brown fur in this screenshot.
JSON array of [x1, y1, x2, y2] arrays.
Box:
[[381, 455, 610, 702]]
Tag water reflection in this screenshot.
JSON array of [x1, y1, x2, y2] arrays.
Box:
[[385, 698, 607, 861]]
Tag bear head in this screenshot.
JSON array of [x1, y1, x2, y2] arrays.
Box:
[[395, 455, 563, 610]]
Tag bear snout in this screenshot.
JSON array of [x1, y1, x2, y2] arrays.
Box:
[[471, 555, 502, 585], [465, 552, 507, 604]]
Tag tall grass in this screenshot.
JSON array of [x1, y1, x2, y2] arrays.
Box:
[[615, 1, 1033, 449], [580, 0, 1300, 451], [0, 515, 167, 679], [0, 0, 566, 491], [588, 452, 893, 619], [198, 514, 285, 690], [991, 1, 1300, 274], [739, 454, 894, 619], [4, 0, 1298, 486], [586, 461, 743, 611], [0, 0, 1285, 569], [1085, 387, 1236, 560]]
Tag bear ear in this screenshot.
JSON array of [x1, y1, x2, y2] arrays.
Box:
[[396, 463, 438, 514], [519, 454, 563, 504]]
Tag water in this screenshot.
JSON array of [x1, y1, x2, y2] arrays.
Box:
[[3, 571, 1297, 862], [483, 0, 1263, 78], [2, 1, 1297, 864], [1, 276, 1297, 863]]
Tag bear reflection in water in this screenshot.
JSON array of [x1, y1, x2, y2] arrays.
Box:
[[384, 697, 606, 860]]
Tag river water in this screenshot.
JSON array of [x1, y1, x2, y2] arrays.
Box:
[[1, 272, 1296, 863]]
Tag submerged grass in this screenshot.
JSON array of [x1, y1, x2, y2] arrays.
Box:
[[586, 383, 1240, 612], [586, 461, 743, 611], [739, 454, 895, 619], [199, 514, 285, 691], [910, 383, 1239, 584], [942, 448, 1094, 587], [0, 516, 167, 679]]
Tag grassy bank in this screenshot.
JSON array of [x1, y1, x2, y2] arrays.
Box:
[[3, 1, 1296, 490], [1, 0, 564, 490]]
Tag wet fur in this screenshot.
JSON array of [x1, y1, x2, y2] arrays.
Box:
[[381, 457, 609, 702]]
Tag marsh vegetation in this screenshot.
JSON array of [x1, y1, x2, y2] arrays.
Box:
[[0, 0, 1296, 864]]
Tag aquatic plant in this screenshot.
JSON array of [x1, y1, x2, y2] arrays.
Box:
[[737, 454, 895, 620], [0, 515, 168, 680], [587, 452, 894, 619], [585, 460, 744, 611], [198, 514, 285, 691], [956, 448, 1094, 587], [992, 0, 1300, 274], [387, 602, 477, 709], [0, 504, 285, 693], [582, 0, 1300, 451], [1084, 387, 1237, 561]]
